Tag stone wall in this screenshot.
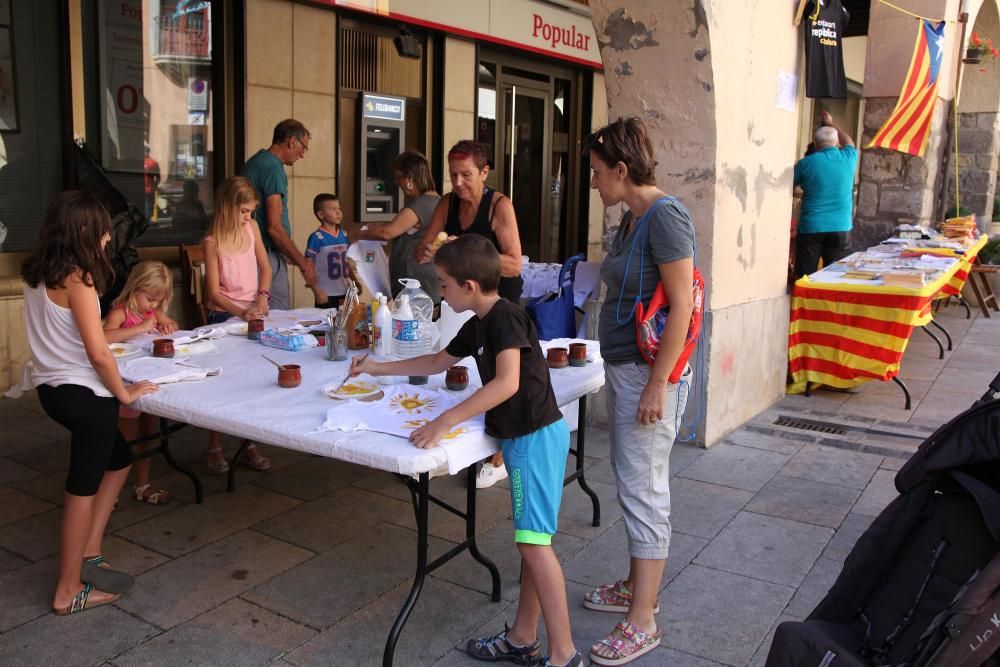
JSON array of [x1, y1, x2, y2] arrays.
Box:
[[854, 97, 950, 248], [942, 111, 1000, 230], [587, 1, 800, 445]]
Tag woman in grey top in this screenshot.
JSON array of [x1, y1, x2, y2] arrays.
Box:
[[582, 117, 696, 666], [357, 151, 441, 303]]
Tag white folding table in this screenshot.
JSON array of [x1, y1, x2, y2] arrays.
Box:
[[126, 313, 605, 666]]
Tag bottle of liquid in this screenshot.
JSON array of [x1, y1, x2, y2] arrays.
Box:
[[370, 292, 383, 352], [373, 295, 391, 357], [391, 278, 434, 384]]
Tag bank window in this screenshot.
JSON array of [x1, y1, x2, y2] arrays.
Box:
[[80, 0, 218, 246]]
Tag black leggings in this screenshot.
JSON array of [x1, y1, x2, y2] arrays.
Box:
[[37, 384, 132, 496]]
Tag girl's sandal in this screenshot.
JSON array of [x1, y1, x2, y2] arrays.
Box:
[[53, 583, 122, 616], [134, 483, 171, 505], [206, 446, 229, 475], [243, 445, 271, 472], [590, 621, 661, 666], [584, 580, 660, 614], [81, 555, 134, 593]]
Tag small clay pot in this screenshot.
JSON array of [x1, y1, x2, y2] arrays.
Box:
[[569, 342, 588, 367], [248, 319, 265, 340], [152, 338, 175, 358], [546, 347, 569, 369], [445, 365, 469, 391], [277, 364, 301, 388]]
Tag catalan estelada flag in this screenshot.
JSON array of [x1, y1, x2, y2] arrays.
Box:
[[867, 20, 945, 157]]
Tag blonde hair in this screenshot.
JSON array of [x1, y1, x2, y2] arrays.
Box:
[[113, 260, 173, 313], [206, 176, 258, 254]]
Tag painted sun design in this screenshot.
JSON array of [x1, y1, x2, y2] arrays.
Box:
[[401, 419, 470, 440], [388, 392, 437, 415]]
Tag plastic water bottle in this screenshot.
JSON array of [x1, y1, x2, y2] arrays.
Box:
[[392, 278, 434, 384]]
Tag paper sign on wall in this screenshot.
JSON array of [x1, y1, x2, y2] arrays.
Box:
[[776, 70, 798, 112]]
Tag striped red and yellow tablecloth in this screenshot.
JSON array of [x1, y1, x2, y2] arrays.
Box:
[[787, 235, 985, 393]]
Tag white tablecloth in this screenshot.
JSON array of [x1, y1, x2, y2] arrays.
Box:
[[129, 311, 605, 476]]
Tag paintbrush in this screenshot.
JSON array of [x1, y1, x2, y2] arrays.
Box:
[[329, 353, 368, 396]]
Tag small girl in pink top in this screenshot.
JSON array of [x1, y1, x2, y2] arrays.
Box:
[[202, 176, 273, 474], [104, 260, 177, 504]]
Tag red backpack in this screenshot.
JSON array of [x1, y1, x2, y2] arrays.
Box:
[[635, 268, 705, 383], [616, 197, 704, 384]]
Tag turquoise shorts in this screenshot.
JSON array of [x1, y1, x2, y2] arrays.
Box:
[[501, 419, 570, 546]]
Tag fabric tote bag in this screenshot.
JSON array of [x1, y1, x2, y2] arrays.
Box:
[[526, 253, 585, 341]]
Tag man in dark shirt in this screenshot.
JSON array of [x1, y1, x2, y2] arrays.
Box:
[[350, 234, 581, 666]]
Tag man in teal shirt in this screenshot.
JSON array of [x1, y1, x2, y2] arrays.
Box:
[[793, 111, 858, 278], [242, 119, 317, 310]]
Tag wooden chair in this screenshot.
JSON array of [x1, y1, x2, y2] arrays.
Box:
[[179, 244, 208, 327], [969, 263, 1000, 318]]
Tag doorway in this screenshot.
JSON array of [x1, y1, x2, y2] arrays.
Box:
[[477, 54, 581, 263]]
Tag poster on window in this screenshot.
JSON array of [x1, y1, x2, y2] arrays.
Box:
[[99, 0, 146, 172]]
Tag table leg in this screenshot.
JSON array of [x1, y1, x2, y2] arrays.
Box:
[[226, 439, 252, 493], [957, 295, 972, 319], [383, 468, 503, 665], [564, 395, 601, 527], [929, 319, 953, 351], [157, 418, 204, 504], [466, 464, 502, 602], [892, 376, 912, 410], [920, 325, 945, 359], [384, 472, 429, 667]]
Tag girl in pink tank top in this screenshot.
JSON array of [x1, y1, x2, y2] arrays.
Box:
[[103, 260, 176, 505], [201, 176, 274, 473], [203, 176, 273, 324]]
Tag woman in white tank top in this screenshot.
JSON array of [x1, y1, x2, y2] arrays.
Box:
[[20, 191, 157, 615]]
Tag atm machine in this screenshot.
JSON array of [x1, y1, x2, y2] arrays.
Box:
[[358, 93, 405, 222]]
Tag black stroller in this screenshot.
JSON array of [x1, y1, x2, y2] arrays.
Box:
[[766, 374, 1000, 667]]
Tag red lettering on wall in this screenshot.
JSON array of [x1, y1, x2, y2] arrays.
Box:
[[530, 13, 590, 54], [117, 84, 139, 114]]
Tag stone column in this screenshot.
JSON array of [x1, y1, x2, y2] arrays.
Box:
[[942, 111, 1000, 229], [589, 1, 801, 445], [853, 0, 963, 247], [854, 98, 951, 248]]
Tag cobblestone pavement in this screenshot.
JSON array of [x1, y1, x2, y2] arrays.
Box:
[[0, 304, 996, 666]]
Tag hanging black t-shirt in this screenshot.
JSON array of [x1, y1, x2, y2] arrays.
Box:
[[805, 0, 850, 99], [446, 298, 562, 440]]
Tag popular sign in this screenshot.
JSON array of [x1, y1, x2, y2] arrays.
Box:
[[329, 0, 602, 69], [531, 14, 591, 52]]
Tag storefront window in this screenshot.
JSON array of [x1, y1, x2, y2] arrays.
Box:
[[0, 0, 63, 253], [477, 62, 497, 188], [86, 0, 216, 246]]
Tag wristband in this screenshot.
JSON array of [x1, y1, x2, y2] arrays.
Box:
[[257, 289, 271, 299]]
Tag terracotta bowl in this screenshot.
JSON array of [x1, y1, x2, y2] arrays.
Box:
[[278, 364, 301, 388], [546, 347, 569, 369], [445, 365, 469, 391], [248, 319, 265, 340], [152, 338, 175, 358]]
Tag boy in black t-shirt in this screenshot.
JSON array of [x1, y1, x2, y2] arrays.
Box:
[[350, 234, 580, 667]]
